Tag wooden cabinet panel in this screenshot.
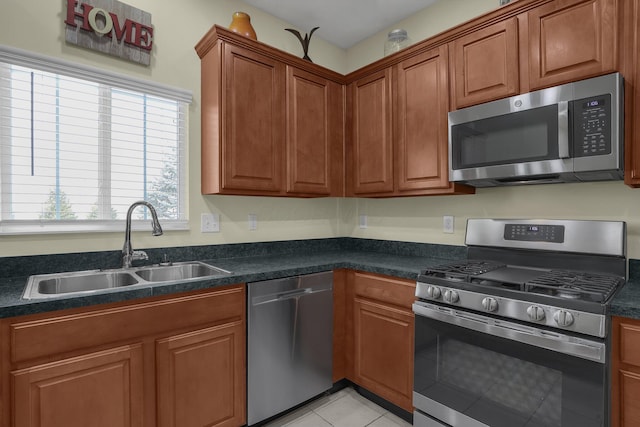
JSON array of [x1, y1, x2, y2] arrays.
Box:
[[451, 17, 519, 109], [286, 67, 343, 196], [622, 0, 640, 186], [156, 321, 245, 427], [345, 271, 415, 412], [395, 45, 451, 193], [12, 344, 144, 427], [353, 298, 414, 412], [620, 322, 640, 367], [349, 69, 394, 195], [220, 44, 285, 194], [619, 370, 640, 427], [528, 0, 616, 90], [10, 285, 244, 364]]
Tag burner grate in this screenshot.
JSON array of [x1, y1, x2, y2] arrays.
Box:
[[423, 260, 506, 280], [526, 270, 623, 302]]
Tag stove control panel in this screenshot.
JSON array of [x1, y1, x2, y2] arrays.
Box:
[[504, 224, 565, 243], [415, 281, 606, 337]]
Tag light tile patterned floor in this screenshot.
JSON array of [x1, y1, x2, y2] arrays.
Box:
[[263, 387, 412, 427]]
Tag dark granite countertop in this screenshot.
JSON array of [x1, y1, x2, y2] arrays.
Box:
[[3, 237, 640, 321], [0, 238, 464, 319]]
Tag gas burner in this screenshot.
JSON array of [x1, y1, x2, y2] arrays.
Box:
[[526, 270, 623, 303]]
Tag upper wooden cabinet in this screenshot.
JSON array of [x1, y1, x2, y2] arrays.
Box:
[[621, 0, 640, 186], [347, 46, 474, 197], [196, 26, 344, 197], [527, 0, 617, 91], [450, 17, 520, 109], [348, 69, 394, 195]]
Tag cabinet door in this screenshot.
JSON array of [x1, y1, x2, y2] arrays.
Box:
[[349, 69, 394, 195], [352, 298, 414, 412], [395, 45, 451, 193], [622, 0, 640, 186], [527, 0, 616, 90], [286, 66, 343, 196], [156, 320, 245, 427], [450, 17, 519, 109], [12, 344, 144, 427], [220, 44, 285, 194]]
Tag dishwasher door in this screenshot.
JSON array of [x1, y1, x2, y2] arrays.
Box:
[[247, 271, 333, 425]]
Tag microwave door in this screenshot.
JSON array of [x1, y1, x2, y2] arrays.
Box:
[[449, 103, 573, 184]]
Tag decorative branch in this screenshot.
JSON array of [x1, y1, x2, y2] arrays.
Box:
[[285, 27, 319, 62]]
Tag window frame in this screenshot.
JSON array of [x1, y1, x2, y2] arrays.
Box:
[[0, 45, 192, 235]]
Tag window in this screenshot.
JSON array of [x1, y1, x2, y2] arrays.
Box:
[[0, 45, 192, 234]]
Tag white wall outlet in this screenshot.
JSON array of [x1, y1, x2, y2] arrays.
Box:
[[201, 213, 219, 233], [248, 213, 258, 231], [359, 214, 368, 229], [443, 215, 454, 234]]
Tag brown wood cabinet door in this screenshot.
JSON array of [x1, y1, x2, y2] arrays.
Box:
[[395, 45, 451, 193], [352, 298, 414, 412], [617, 370, 640, 427], [286, 66, 343, 196], [450, 17, 519, 109], [527, 0, 616, 90], [612, 316, 640, 427], [349, 69, 394, 195], [12, 344, 144, 427], [156, 320, 245, 427], [622, 0, 640, 186], [220, 44, 285, 194]]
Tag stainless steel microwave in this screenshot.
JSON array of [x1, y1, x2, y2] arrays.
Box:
[[448, 73, 624, 187]]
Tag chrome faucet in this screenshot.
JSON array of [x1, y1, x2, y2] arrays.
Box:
[[122, 201, 163, 269]]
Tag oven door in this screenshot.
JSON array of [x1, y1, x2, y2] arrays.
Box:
[[413, 301, 608, 427]]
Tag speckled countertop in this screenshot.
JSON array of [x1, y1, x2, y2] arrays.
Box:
[[0, 238, 464, 319], [2, 237, 639, 320]]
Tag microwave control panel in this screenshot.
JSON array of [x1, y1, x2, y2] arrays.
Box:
[[572, 94, 612, 157]]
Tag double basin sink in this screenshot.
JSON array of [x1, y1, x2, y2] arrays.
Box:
[[23, 261, 232, 299]]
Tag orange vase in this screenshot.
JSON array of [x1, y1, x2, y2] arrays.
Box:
[[228, 12, 257, 40]]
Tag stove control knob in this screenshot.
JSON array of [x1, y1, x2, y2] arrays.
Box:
[[527, 305, 546, 322], [554, 310, 575, 327], [443, 289, 459, 304], [481, 297, 498, 312], [425, 286, 441, 299]]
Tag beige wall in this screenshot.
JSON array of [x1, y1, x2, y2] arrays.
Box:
[[2, 0, 640, 260], [346, 0, 499, 73]]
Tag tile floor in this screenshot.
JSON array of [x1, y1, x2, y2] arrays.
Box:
[[263, 387, 413, 427]]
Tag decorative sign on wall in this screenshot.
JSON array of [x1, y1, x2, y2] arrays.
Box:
[[65, 0, 153, 66]]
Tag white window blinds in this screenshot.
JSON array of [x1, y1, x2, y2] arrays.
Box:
[[0, 46, 192, 234]]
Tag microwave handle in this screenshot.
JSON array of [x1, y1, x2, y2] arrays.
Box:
[[558, 101, 570, 158]]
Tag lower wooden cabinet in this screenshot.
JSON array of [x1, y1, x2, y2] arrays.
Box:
[[611, 316, 640, 427], [1, 285, 246, 427], [342, 271, 416, 412]]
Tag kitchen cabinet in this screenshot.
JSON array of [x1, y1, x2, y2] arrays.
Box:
[[527, 0, 617, 91], [449, 17, 520, 109], [344, 271, 415, 412], [612, 316, 640, 427], [347, 46, 474, 197], [195, 26, 344, 197], [1, 285, 246, 427], [621, 0, 640, 186]]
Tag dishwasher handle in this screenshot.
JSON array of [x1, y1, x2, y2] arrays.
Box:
[[251, 286, 330, 306]]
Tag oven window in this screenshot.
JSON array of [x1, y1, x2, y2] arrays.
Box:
[[451, 105, 559, 169], [414, 315, 606, 427]]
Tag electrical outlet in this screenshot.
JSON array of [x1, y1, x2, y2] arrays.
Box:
[[248, 213, 257, 231], [443, 215, 454, 234], [201, 213, 219, 233], [359, 214, 368, 229]]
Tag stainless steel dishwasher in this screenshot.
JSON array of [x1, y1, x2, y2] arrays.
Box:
[[247, 271, 333, 425]]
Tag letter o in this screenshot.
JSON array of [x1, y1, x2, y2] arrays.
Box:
[[88, 7, 113, 35]]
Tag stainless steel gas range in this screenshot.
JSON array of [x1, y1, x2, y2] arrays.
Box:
[[413, 219, 626, 427]]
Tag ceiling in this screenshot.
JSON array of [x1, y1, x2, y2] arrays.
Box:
[[242, 0, 438, 49]]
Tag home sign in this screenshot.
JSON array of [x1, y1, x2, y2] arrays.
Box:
[[65, 0, 153, 66]]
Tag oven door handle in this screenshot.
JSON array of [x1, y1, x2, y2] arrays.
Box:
[[412, 302, 606, 363]]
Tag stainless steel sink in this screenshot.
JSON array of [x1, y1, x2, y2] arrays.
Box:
[[23, 261, 232, 300], [135, 262, 231, 282]]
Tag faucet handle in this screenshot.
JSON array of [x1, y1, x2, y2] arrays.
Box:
[[131, 250, 149, 262]]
